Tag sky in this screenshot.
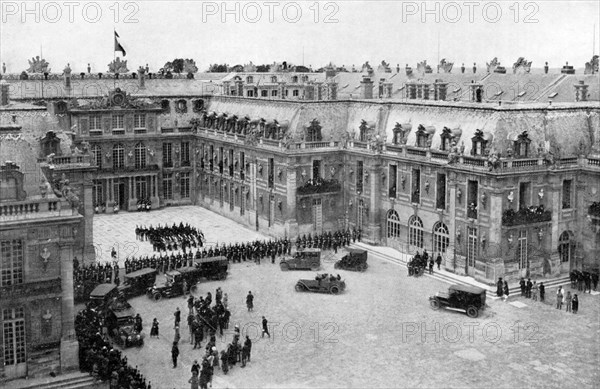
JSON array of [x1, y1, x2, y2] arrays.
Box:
[[1, 0, 599, 73]]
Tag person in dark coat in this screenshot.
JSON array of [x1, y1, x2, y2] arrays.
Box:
[[244, 335, 252, 362], [171, 342, 179, 368], [572, 294, 579, 313], [174, 307, 181, 326], [503, 281, 509, 301], [435, 254, 442, 270], [246, 291, 254, 312], [539, 282, 545, 302], [150, 318, 159, 338], [496, 278, 504, 297], [526, 278, 533, 298], [428, 258, 434, 274], [519, 278, 526, 296], [262, 316, 270, 338]]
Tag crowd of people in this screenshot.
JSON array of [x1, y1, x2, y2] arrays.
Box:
[[569, 270, 598, 293], [135, 223, 205, 252], [75, 307, 151, 389]]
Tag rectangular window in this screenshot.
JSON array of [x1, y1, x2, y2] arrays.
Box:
[[181, 142, 190, 167], [436, 173, 446, 210], [268, 158, 274, 189], [240, 152, 245, 180], [247, 90, 254, 97], [93, 180, 103, 205], [134, 113, 146, 128], [518, 230, 528, 269], [519, 182, 531, 209], [467, 227, 477, 267], [3, 307, 26, 366], [112, 114, 124, 129], [271, 90, 278, 97], [261, 90, 268, 97], [89, 115, 102, 130], [293, 90, 299, 97], [1, 240, 24, 287], [92, 146, 102, 168], [163, 143, 173, 168], [209, 145, 214, 170], [180, 173, 190, 198], [562, 180, 572, 209], [135, 176, 147, 199], [312, 160, 321, 180], [388, 164, 397, 198], [135, 147, 146, 169], [467, 180, 478, 218], [411, 168, 420, 203], [113, 147, 124, 170], [356, 161, 364, 193], [228, 149, 234, 176], [219, 147, 224, 174], [163, 174, 173, 200], [473, 141, 483, 156]]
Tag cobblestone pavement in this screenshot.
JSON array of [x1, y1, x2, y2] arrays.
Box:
[[91, 207, 599, 388]]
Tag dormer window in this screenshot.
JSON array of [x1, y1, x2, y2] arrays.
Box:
[[392, 122, 409, 145], [271, 76, 277, 83], [440, 127, 453, 151], [246, 76, 254, 84], [513, 131, 531, 158], [359, 120, 374, 142], [306, 119, 322, 142], [416, 125, 434, 148], [471, 129, 492, 156], [302, 75, 309, 82], [292, 76, 299, 83]]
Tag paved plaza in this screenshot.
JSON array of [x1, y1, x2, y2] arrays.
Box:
[[91, 207, 600, 389]]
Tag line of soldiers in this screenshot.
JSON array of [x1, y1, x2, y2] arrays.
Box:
[[75, 307, 151, 389], [74, 261, 119, 284], [569, 270, 598, 292], [135, 222, 205, 252]]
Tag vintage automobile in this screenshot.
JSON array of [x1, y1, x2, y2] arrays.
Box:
[[334, 249, 368, 272], [106, 307, 144, 348], [89, 283, 123, 309], [280, 248, 321, 271], [295, 273, 346, 294], [429, 284, 487, 318], [119, 268, 157, 298], [148, 258, 228, 301], [193, 256, 229, 281]]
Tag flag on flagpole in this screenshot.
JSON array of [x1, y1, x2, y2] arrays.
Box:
[[114, 31, 126, 56]]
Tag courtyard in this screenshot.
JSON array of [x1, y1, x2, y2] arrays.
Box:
[[92, 206, 600, 389]]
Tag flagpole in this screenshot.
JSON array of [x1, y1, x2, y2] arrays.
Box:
[[40, 44, 44, 98], [113, 27, 116, 89]]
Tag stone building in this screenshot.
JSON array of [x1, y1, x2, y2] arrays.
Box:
[[2, 64, 599, 290], [0, 141, 80, 380]]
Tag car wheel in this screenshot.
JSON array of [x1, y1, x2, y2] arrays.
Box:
[[295, 283, 306, 292], [330, 286, 340, 295], [358, 264, 367, 272], [280, 263, 289, 271], [153, 293, 162, 301], [466, 306, 479, 318], [430, 299, 440, 310]]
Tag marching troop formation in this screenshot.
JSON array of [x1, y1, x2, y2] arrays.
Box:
[[136, 223, 205, 253]]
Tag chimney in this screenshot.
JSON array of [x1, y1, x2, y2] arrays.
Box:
[[327, 81, 338, 100], [137, 66, 146, 89], [222, 80, 230, 95], [407, 82, 417, 99], [360, 76, 374, 99], [0, 79, 9, 106], [574, 80, 588, 101], [561, 62, 575, 74], [63, 63, 72, 91], [469, 82, 483, 102]]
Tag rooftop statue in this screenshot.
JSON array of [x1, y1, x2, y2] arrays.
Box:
[[108, 57, 129, 73], [416, 60, 433, 75], [27, 56, 51, 73], [513, 57, 532, 74], [438, 59, 453, 73], [486, 57, 500, 73], [584, 55, 599, 75]]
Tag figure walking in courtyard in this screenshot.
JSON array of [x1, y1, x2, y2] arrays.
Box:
[[496, 278, 504, 297], [565, 291, 572, 312], [262, 316, 270, 338], [435, 253, 442, 270], [503, 281, 509, 301], [539, 282, 545, 302], [150, 318, 159, 338], [246, 291, 254, 312], [572, 294, 579, 313], [172, 341, 180, 368]]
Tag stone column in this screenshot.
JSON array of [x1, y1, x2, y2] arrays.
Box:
[[285, 165, 298, 237], [365, 164, 381, 244], [59, 241, 79, 373]]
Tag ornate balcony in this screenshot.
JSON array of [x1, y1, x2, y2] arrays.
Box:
[[502, 205, 552, 227], [297, 178, 341, 196]]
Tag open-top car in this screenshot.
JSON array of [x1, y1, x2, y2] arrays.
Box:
[[120, 268, 157, 298], [106, 308, 144, 348], [429, 284, 487, 318], [280, 248, 321, 271], [295, 273, 346, 294], [334, 249, 368, 272]]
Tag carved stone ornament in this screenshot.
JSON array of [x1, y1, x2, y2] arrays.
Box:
[[40, 247, 51, 272]]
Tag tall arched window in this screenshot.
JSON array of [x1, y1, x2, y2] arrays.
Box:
[[135, 143, 146, 169], [408, 216, 424, 248], [113, 144, 124, 169], [559, 231, 574, 263], [433, 222, 449, 254], [387, 210, 401, 238], [91, 144, 102, 168]]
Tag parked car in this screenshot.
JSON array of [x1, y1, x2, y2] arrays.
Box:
[[429, 284, 487, 318], [334, 249, 368, 271], [280, 248, 321, 271], [193, 256, 229, 280], [89, 283, 122, 309], [295, 273, 346, 294], [106, 308, 144, 348], [120, 268, 157, 298]]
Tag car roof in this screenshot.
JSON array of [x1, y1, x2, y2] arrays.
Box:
[[448, 284, 487, 294], [166, 270, 181, 276], [124, 268, 157, 278], [90, 283, 117, 297]]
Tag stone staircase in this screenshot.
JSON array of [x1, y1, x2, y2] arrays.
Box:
[[349, 242, 572, 299], [3, 372, 105, 389]]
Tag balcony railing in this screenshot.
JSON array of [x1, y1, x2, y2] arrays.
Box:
[[0, 198, 67, 221], [502, 206, 552, 227], [101, 164, 159, 173], [297, 179, 341, 195]]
